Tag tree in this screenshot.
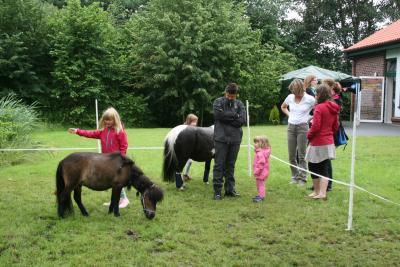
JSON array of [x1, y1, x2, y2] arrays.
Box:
[[241, 0, 295, 45], [240, 44, 297, 124], [314, 0, 382, 48], [48, 0, 118, 125], [126, 0, 270, 126], [0, 0, 53, 103], [379, 0, 400, 21], [282, 0, 385, 71]]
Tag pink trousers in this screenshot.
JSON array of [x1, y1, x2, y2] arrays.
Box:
[[256, 179, 265, 198]]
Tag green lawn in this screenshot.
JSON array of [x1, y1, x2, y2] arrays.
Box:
[[0, 125, 399, 266]]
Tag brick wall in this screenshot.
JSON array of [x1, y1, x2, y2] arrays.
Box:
[[353, 53, 385, 76]]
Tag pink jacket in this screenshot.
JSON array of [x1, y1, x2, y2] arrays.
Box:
[[253, 147, 271, 180], [76, 127, 128, 155]]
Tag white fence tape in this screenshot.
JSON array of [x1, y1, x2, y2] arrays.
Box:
[[270, 154, 400, 207], [1, 144, 399, 207]]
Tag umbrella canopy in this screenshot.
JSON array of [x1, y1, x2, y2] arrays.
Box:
[[281, 65, 354, 81]]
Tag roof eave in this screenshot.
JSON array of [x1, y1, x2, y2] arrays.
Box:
[[344, 41, 400, 59]]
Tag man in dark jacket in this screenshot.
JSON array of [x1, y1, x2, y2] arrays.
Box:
[[212, 83, 246, 200]]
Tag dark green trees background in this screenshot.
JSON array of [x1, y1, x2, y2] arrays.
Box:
[[0, 0, 398, 126]]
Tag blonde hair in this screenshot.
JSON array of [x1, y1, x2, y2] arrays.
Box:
[[99, 107, 123, 133], [289, 79, 305, 96], [184, 113, 198, 125], [253, 135, 270, 149], [322, 78, 335, 89], [304, 75, 317, 89]]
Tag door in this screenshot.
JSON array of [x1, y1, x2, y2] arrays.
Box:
[[358, 76, 385, 122]]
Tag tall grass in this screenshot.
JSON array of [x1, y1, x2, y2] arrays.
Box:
[[0, 94, 39, 165]]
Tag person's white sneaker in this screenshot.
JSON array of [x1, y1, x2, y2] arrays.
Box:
[[103, 198, 130, 208], [119, 198, 130, 208]]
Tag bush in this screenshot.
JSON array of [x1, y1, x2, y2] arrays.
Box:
[[269, 105, 280, 125], [0, 94, 39, 165]]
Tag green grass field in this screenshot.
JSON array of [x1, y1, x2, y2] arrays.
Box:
[[0, 126, 399, 266]]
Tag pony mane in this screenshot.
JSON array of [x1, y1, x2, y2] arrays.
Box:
[[127, 164, 156, 194], [148, 185, 164, 202], [164, 124, 188, 163]]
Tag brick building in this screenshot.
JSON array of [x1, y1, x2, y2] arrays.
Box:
[[344, 20, 400, 124]]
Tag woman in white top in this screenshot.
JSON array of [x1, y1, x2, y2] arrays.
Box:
[[281, 79, 315, 185]]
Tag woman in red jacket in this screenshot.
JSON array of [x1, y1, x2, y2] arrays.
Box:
[[306, 85, 340, 200], [68, 107, 130, 208]]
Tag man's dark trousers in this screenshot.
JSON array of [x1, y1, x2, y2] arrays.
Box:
[[213, 141, 241, 195]]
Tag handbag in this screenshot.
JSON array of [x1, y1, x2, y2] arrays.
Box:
[[334, 124, 349, 148]]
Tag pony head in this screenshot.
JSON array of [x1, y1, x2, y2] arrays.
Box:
[[141, 184, 164, 219], [128, 163, 164, 219]]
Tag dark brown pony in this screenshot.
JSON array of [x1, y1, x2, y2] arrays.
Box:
[[56, 152, 163, 219]]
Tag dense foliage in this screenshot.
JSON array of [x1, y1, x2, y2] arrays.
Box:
[[0, 0, 397, 126], [126, 0, 287, 125]]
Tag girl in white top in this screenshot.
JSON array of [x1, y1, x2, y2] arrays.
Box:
[[281, 79, 315, 185]]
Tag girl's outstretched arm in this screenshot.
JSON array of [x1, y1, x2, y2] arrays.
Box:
[[75, 129, 101, 139]]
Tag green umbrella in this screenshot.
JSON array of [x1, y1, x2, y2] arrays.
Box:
[[281, 65, 354, 81]]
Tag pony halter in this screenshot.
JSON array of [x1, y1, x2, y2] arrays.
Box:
[[140, 184, 155, 214]]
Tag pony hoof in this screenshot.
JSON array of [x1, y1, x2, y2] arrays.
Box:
[[114, 213, 120, 217]]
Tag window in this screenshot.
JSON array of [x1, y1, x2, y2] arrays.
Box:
[[386, 58, 397, 77]]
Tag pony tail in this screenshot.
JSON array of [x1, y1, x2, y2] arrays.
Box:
[[162, 125, 186, 182], [162, 139, 177, 182], [56, 161, 73, 217]]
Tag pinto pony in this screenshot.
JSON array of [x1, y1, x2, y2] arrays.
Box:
[[162, 125, 214, 186], [56, 152, 163, 219]]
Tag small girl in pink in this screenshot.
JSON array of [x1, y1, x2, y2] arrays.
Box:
[[68, 107, 130, 208], [252, 135, 271, 202]]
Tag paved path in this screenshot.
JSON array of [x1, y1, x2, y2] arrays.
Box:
[[343, 122, 400, 136]]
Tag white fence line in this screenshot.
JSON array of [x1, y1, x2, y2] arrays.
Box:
[[1, 144, 399, 207], [270, 154, 400, 207]]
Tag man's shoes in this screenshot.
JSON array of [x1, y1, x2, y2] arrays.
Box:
[[214, 194, 222, 200], [225, 191, 240, 197], [289, 179, 298, 184]]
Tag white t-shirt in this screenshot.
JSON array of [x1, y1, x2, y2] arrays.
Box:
[[284, 94, 315, 125]]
